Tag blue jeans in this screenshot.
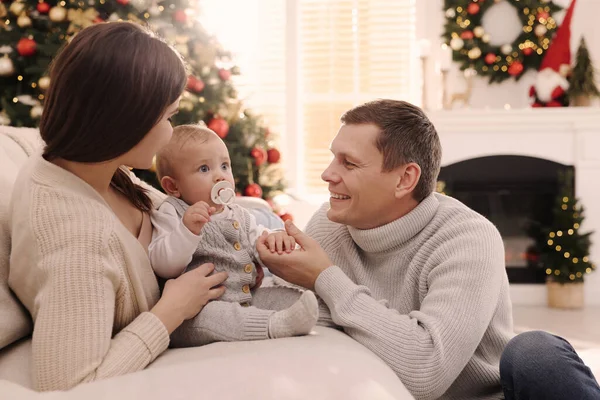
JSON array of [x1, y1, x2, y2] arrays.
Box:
[[500, 331, 600, 400]]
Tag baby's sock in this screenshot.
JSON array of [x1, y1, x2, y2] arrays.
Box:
[[268, 290, 319, 339]]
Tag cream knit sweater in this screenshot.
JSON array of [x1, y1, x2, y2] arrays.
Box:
[[309, 193, 514, 400], [8, 155, 170, 391]]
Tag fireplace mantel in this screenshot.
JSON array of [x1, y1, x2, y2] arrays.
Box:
[[426, 107, 600, 306]]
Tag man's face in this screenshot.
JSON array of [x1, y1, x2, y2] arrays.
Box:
[[321, 123, 405, 230]]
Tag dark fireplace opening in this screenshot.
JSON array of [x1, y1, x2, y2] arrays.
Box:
[[438, 155, 574, 284]]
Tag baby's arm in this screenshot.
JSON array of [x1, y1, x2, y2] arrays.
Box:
[[149, 202, 203, 279]]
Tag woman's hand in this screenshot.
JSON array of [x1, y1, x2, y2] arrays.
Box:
[[151, 263, 227, 333]]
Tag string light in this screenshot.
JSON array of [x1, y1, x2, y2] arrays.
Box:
[[573, 258, 579, 263], [574, 223, 580, 229], [546, 268, 552, 275], [570, 274, 575, 280], [557, 231, 563, 237], [564, 252, 570, 258], [12, 97, 18, 103], [586, 268, 592, 274], [583, 256, 589, 262], [17, 76, 23, 81], [554, 270, 560, 276], [555, 245, 562, 251], [549, 232, 556, 238], [547, 239, 553, 245], [568, 229, 574, 235], [576, 272, 582, 278]]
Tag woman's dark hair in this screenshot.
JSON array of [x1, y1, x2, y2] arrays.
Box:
[[40, 22, 187, 211]]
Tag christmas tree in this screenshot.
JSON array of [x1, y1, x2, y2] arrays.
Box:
[[568, 37, 600, 103], [0, 0, 287, 206], [541, 171, 596, 284]]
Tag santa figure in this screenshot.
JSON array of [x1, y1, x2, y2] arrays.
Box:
[[530, 0, 577, 108]]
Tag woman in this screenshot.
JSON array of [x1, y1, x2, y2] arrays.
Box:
[[8, 22, 228, 391]]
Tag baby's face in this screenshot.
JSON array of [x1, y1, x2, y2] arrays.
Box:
[[173, 136, 235, 208]]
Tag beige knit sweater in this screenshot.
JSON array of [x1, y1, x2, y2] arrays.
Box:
[[8, 155, 170, 391], [310, 193, 514, 400]]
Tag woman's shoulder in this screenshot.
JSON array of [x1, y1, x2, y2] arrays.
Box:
[[12, 154, 116, 238]]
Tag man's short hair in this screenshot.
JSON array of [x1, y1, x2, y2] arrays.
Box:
[[155, 124, 214, 180], [340, 99, 441, 202]]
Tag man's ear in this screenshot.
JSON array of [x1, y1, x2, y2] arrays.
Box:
[[161, 176, 181, 198], [394, 162, 421, 199]]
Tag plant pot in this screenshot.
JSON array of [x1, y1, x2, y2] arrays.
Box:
[[546, 280, 584, 309], [571, 94, 592, 107]]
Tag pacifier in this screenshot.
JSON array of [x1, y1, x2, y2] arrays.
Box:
[[211, 181, 235, 205]]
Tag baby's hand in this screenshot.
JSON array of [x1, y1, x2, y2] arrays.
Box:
[[183, 201, 215, 235], [264, 231, 296, 254]]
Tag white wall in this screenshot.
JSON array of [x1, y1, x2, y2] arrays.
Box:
[[417, 0, 600, 110]]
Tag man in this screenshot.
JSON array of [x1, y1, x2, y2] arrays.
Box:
[[258, 99, 513, 399]]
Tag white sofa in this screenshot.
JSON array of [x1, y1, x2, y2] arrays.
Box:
[[0, 126, 413, 399]]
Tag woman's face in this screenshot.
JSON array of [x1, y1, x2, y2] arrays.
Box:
[[120, 99, 180, 170]]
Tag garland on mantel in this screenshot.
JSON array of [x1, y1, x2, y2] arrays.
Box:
[[442, 0, 562, 83]]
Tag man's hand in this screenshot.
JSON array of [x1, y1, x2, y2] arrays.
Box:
[[264, 231, 296, 254], [257, 220, 332, 290], [182, 201, 215, 235]]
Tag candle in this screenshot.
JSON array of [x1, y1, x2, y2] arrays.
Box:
[[440, 43, 452, 71], [418, 39, 431, 58]]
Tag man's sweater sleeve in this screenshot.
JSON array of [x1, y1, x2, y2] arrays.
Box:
[[314, 219, 506, 399]]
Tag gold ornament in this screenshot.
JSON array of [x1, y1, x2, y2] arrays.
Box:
[[501, 44, 513, 55], [67, 8, 98, 33], [0, 55, 15, 77], [468, 47, 482, 59], [30, 105, 43, 119], [17, 13, 32, 28], [38, 76, 51, 90], [49, 6, 67, 22], [450, 37, 464, 51], [9, 1, 25, 16], [534, 24, 547, 37], [473, 26, 484, 38]]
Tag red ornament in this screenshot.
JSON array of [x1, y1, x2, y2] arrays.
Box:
[[279, 213, 293, 222], [507, 61, 524, 76], [250, 147, 267, 166], [244, 183, 263, 198], [16, 38, 37, 57], [116, 0, 129, 4], [484, 53, 496, 65], [460, 30, 474, 40], [522, 47, 533, 56], [94, 16, 104, 23], [218, 69, 231, 81], [537, 11, 550, 21], [547, 100, 563, 107], [36, 2, 50, 13], [186, 75, 205, 93], [529, 86, 536, 97], [173, 10, 187, 23], [208, 117, 229, 138], [267, 148, 281, 163], [467, 3, 480, 15]]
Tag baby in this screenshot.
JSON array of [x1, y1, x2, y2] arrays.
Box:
[[149, 124, 318, 346]]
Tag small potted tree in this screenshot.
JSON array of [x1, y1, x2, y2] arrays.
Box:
[[568, 37, 600, 106], [541, 172, 596, 308]]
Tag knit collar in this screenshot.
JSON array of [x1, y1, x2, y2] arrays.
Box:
[[347, 193, 439, 253]]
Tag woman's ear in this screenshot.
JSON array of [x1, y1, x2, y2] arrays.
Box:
[[160, 176, 180, 197], [394, 162, 421, 199]]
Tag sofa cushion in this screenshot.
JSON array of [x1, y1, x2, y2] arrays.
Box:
[[0, 337, 32, 389], [0, 126, 43, 350]]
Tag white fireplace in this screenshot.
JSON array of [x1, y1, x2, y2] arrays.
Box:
[[428, 107, 600, 306]]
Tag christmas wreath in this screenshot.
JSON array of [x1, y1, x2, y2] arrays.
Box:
[[442, 0, 562, 83]]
